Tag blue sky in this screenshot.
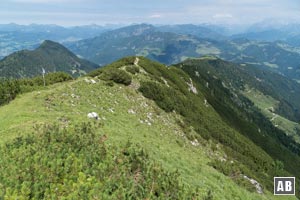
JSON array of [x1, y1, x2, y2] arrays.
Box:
[[0, 0, 299, 26]]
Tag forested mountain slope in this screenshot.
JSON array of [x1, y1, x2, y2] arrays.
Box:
[[0, 40, 98, 78]]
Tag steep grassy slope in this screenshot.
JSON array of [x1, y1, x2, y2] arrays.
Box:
[[178, 57, 300, 122], [176, 57, 300, 140], [174, 57, 300, 194], [0, 40, 98, 78], [0, 57, 294, 199]]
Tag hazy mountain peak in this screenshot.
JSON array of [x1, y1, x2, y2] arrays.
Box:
[[38, 40, 73, 54], [0, 41, 98, 78], [39, 40, 65, 48], [107, 23, 155, 37]]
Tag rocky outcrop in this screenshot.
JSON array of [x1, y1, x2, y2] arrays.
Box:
[[87, 112, 99, 120], [243, 175, 263, 194]]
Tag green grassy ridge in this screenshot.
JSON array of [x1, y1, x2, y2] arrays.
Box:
[[0, 82, 258, 199], [0, 58, 288, 199], [90, 56, 299, 195]]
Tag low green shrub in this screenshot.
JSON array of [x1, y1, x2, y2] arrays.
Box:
[[0, 72, 72, 106], [126, 65, 140, 74], [100, 69, 132, 86], [0, 123, 199, 199], [138, 81, 175, 112], [87, 68, 104, 77], [0, 79, 21, 105], [18, 72, 73, 92]]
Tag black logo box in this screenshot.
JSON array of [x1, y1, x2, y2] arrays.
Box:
[[274, 177, 295, 195]]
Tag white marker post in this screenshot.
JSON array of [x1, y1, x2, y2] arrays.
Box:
[[42, 68, 46, 87]]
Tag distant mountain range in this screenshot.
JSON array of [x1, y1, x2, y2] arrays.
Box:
[[0, 23, 116, 40], [2, 23, 300, 81], [0, 40, 98, 78], [67, 24, 300, 81], [67, 24, 203, 65], [231, 22, 300, 46], [0, 23, 115, 58], [156, 24, 227, 40]]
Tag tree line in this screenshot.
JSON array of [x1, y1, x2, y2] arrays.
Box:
[[0, 72, 72, 107]]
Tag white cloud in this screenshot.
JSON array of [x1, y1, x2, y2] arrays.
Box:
[[1, 0, 300, 25], [213, 13, 233, 19], [149, 14, 162, 19], [10, 0, 82, 3]]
